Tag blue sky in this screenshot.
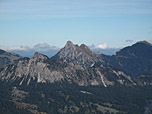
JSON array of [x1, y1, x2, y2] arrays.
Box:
[[0, 0, 152, 48]]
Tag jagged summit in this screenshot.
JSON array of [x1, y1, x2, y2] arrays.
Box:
[[65, 41, 74, 48], [64, 41, 92, 54], [80, 44, 92, 54], [0, 49, 135, 87], [32, 52, 48, 62], [80, 44, 88, 49], [0, 40, 152, 87], [1, 41, 152, 114], [34, 52, 41, 57], [62, 41, 78, 54], [33, 52, 46, 58], [52, 41, 99, 66], [65, 41, 74, 46], [64, 41, 79, 49]]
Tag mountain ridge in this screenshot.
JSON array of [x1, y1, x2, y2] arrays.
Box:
[[0, 52, 135, 87], [0, 40, 152, 86], [102, 40, 152, 76], [0, 41, 152, 114], [0, 49, 23, 69], [52, 41, 101, 67]]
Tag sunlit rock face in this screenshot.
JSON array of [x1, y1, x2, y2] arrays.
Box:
[[0, 41, 152, 87], [52, 41, 102, 67]]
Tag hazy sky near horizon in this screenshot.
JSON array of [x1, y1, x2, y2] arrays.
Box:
[[0, 0, 152, 48]]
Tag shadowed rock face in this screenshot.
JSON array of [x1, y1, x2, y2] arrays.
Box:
[[52, 40, 152, 77], [0, 41, 152, 114], [32, 52, 48, 62], [0, 41, 152, 87], [0, 49, 23, 69], [0, 51, 135, 86], [102, 41, 152, 77], [0, 49, 5, 55]]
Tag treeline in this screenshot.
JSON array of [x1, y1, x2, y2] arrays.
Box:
[[0, 81, 152, 114]]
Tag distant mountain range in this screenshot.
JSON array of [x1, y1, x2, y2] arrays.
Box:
[[102, 41, 152, 77], [0, 43, 120, 57], [0, 43, 59, 57], [0, 40, 152, 114], [0, 40, 152, 86]]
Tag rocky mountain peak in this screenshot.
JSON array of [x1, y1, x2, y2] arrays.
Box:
[[64, 41, 77, 51], [52, 42, 99, 66], [137, 40, 152, 46], [32, 52, 48, 62], [65, 41, 74, 46], [0, 41, 152, 87], [80, 44, 92, 54]]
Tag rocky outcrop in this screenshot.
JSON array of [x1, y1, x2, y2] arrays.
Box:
[[52, 41, 101, 67], [0, 41, 152, 87], [0, 51, 135, 86], [102, 41, 152, 76], [0, 49, 23, 69]]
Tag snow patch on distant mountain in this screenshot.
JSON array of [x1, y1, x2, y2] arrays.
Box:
[[89, 44, 120, 55], [97, 43, 108, 49]]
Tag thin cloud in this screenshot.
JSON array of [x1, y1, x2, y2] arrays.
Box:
[[148, 27, 152, 35], [0, 0, 152, 19], [90, 43, 122, 50], [0, 45, 30, 51], [126, 40, 133, 43], [97, 43, 108, 49], [0, 43, 59, 51]]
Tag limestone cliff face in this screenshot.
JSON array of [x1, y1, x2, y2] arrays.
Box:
[[1, 41, 151, 87], [0, 51, 135, 86], [0, 52, 64, 85]]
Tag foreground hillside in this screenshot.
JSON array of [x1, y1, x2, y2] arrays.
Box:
[[1, 82, 152, 114]]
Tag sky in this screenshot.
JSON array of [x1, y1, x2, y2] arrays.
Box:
[[0, 0, 152, 49]]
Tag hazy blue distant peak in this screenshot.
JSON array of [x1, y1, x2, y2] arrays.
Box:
[[0, 43, 59, 51], [0, 44, 59, 57], [89, 43, 121, 50], [0, 43, 121, 57]]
